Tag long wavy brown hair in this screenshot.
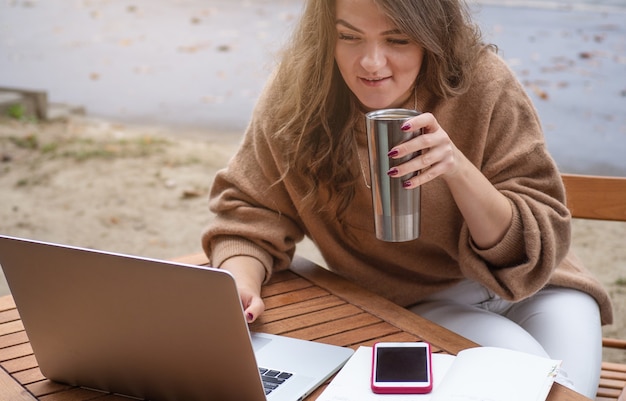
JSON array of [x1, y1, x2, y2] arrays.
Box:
[[264, 0, 486, 217]]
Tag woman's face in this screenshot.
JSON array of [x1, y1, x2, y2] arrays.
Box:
[[334, 0, 424, 111]]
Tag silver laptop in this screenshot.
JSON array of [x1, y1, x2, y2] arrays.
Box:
[[0, 235, 354, 401]]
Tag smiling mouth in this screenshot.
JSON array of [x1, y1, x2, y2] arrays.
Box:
[[362, 76, 387, 82], [361, 76, 389, 86]]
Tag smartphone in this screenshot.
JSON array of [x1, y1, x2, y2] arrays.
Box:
[[371, 341, 433, 394]]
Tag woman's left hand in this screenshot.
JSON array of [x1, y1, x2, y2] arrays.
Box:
[[388, 112, 513, 248], [387, 112, 463, 188]]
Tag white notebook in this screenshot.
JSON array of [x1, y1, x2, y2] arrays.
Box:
[[318, 346, 561, 401]]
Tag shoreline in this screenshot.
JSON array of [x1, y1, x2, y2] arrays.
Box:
[[472, 0, 626, 13]]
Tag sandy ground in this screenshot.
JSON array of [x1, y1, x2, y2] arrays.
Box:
[[0, 116, 624, 363]]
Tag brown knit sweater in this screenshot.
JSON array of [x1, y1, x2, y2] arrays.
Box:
[[203, 50, 613, 325]]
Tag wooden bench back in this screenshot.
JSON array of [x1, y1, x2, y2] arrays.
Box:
[[561, 174, 626, 221], [561, 173, 626, 401]]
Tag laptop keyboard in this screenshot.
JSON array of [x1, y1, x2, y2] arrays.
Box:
[[259, 367, 293, 395]]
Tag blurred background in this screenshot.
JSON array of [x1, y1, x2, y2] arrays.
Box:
[[1, 0, 625, 174]]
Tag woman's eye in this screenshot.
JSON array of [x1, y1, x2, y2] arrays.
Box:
[[338, 33, 358, 41], [388, 38, 410, 45]]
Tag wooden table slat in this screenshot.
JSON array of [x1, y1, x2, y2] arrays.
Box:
[[25, 380, 72, 398], [0, 331, 29, 349], [262, 286, 330, 309], [0, 342, 33, 363], [254, 303, 364, 334], [36, 386, 106, 401], [260, 276, 314, 297], [0, 367, 37, 401], [363, 331, 422, 344], [12, 367, 46, 386], [317, 321, 406, 347], [0, 308, 20, 324], [0, 296, 16, 313], [0, 319, 24, 337], [258, 295, 345, 323], [283, 312, 382, 341], [2, 355, 39, 374]]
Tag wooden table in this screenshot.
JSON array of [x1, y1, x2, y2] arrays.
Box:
[[0, 256, 590, 401]]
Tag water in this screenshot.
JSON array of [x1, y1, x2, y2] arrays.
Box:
[[476, 0, 626, 10], [0, 0, 625, 175], [0, 0, 299, 130], [471, 2, 626, 175]]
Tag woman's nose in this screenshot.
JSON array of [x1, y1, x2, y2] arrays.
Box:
[[360, 43, 386, 72]]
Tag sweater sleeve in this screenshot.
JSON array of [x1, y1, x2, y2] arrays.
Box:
[[453, 51, 572, 301], [201, 94, 305, 281]]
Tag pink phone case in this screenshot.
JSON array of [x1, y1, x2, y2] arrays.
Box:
[[370, 342, 433, 394]]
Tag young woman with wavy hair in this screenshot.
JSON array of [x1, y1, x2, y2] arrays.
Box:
[[265, 0, 485, 217], [202, 0, 611, 397]]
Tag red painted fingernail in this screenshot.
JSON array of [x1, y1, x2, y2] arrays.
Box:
[[403, 180, 413, 188], [387, 149, 399, 157], [400, 123, 411, 131], [387, 168, 399, 177], [247, 312, 254, 321]]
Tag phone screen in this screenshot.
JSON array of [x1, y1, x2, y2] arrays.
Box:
[[375, 346, 429, 382]]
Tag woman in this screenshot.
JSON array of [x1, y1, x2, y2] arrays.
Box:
[[202, 0, 612, 397]]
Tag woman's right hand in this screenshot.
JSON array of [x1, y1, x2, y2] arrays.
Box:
[[220, 256, 266, 323]]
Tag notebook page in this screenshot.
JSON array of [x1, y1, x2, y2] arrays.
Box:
[[430, 347, 561, 401]]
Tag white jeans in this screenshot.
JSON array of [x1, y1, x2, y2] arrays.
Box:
[[409, 279, 602, 399]]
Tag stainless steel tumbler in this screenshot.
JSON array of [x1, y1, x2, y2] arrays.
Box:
[[365, 109, 422, 242]]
